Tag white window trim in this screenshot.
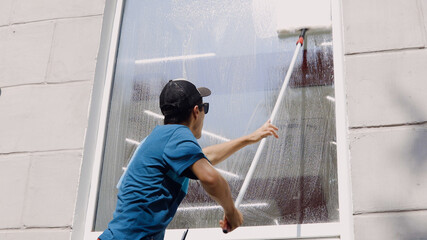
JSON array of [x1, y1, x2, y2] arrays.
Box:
[[79, 0, 354, 239], [86, 223, 340, 240], [83, 0, 125, 238], [331, 0, 355, 239]]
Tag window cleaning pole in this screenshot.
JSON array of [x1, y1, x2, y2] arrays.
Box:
[[234, 29, 307, 208]]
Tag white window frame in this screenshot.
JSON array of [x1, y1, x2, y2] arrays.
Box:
[[75, 0, 354, 239]]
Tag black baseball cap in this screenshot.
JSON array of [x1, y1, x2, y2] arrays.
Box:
[[160, 79, 211, 116]]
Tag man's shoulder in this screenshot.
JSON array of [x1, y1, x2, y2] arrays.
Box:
[[155, 124, 188, 132], [147, 125, 195, 148], [161, 125, 201, 152], [158, 124, 193, 138]]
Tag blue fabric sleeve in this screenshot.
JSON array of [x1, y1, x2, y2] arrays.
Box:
[[163, 128, 206, 177]]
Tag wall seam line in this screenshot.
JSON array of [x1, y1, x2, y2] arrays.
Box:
[[0, 80, 93, 89], [0, 148, 84, 157], [416, 0, 427, 46], [354, 208, 427, 216], [19, 154, 33, 228], [349, 121, 427, 130], [345, 46, 426, 57], [9, 14, 103, 26], [43, 20, 57, 84]]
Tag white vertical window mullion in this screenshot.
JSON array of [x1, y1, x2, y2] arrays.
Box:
[[332, 0, 354, 239], [84, 0, 125, 238]]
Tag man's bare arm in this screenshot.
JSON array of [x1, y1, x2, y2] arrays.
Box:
[[190, 158, 243, 233], [203, 120, 278, 165]]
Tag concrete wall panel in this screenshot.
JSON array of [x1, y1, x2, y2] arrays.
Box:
[[350, 127, 427, 213], [0, 22, 54, 87], [0, 82, 92, 153], [354, 211, 427, 240], [0, 229, 70, 240], [12, 0, 105, 24], [0, 0, 13, 26], [0, 0, 105, 237], [22, 151, 82, 227], [346, 49, 427, 127], [421, 0, 427, 44], [47, 16, 103, 83], [342, 0, 425, 54], [0, 155, 30, 229]]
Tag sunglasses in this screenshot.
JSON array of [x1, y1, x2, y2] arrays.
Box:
[[198, 102, 209, 114]]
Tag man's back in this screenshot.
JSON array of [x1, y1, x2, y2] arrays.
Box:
[[99, 125, 206, 240]]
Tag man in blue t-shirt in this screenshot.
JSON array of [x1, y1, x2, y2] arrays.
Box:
[[99, 79, 278, 240]]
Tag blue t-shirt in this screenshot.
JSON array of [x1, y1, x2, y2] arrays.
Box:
[[99, 125, 207, 240]]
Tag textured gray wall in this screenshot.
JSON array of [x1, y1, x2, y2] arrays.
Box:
[[342, 0, 427, 239], [0, 0, 105, 239]]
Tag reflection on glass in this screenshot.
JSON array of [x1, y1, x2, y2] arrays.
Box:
[[94, 0, 338, 231]]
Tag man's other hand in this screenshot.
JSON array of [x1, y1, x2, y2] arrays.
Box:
[[220, 207, 243, 233], [247, 120, 279, 144]]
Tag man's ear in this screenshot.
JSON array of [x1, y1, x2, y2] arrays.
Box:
[[192, 105, 199, 119]]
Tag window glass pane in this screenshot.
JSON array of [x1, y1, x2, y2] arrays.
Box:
[[94, 0, 338, 231]]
